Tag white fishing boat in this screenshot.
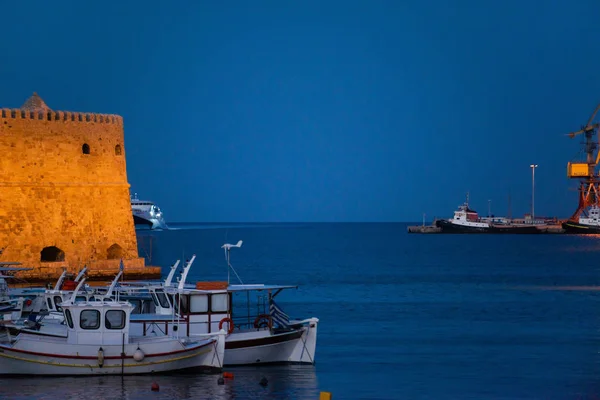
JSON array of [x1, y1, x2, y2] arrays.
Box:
[[4, 246, 319, 367], [126, 243, 319, 366], [0, 279, 225, 376]]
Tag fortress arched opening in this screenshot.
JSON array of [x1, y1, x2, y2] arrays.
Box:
[[82, 143, 90, 154], [115, 144, 122, 156], [107, 243, 124, 260], [41, 246, 65, 262]]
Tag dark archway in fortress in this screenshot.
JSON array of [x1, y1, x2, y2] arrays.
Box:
[[41, 246, 65, 262], [107, 243, 124, 260]]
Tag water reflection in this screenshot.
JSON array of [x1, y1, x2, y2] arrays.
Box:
[[0, 365, 318, 400]]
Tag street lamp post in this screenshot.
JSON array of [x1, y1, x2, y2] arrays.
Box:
[[530, 164, 538, 222]]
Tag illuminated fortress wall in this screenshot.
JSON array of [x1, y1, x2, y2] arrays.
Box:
[[0, 93, 159, 280]]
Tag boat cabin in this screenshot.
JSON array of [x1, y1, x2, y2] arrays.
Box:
[[131, 283, 297, 337], [62, 299, 134, 346], [453, 203, 480, 222], [580, 206, 600, 226]]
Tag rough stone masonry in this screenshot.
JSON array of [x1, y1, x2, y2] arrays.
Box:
[[0, 93, 160, 281]]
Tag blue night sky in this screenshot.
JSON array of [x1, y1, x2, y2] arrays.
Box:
[[1, 0, 600, 222]]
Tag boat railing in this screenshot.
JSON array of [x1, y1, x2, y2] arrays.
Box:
[[232, 313, 272, 331]]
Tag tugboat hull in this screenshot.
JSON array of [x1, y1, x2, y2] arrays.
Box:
[[561, 221, 600, 234], [436, 219, 541, 234]]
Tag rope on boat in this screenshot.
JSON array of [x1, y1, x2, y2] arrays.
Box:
[[299, 325, 314, 364], [212, 339, 223, 370]]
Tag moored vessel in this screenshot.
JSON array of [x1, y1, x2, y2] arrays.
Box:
[[436, 197, 541, 234], [562, 205, 600, 233], [4, 244, 319, 367], [0, 279, 225, 376], [125, 242, 319, 366]]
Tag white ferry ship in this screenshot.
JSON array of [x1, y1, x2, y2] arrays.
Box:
[[131, 193, 168, 230]]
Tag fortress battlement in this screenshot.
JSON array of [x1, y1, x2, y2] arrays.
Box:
[[0, 108, 123, 125], [0, 92, 122, 125]]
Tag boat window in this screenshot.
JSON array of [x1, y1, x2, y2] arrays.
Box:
[[130, 300, 141, 314], [143, 300, 156, 314], [211, 293, 229, 313], [151, 293, 159, 307], [155, 289, 170, 309], [75, 296, 86, 303], [89, 297, 96, 302], [47, 297, 53, 310], [54, 296, 63, 312], [190, 294, 208, 313], [105, 310, 126, 329], [64, 309, 74, 329], [167, 294, 178, 313], [80, 310, 100, 330], [175, 294, 189, 314]]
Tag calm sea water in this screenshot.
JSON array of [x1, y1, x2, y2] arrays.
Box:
[[2, 223, 600, 399]]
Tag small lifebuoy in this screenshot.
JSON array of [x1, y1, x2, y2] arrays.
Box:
[[219, 317, 235, 334], [24, 299, 32, 307], [253, 314, 272, 329]]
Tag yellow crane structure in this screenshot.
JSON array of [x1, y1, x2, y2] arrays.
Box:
[[566, 103, 600, 221]]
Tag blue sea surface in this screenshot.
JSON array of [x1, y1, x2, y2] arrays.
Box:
[[2, 223, 600, 399]]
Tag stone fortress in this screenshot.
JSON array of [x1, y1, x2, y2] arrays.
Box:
[[0, 93, 160, 281]]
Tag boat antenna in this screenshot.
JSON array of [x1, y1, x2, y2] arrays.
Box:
[[178, 255, 196, 290], [221, 240, 244, 285], [105, 270, 124, 300], [164, 260, 180, 287], [74, 266, 87, 282], [507, 189, 512, 220], [68, 278, 88, 304], [53, 268, 68, 291]]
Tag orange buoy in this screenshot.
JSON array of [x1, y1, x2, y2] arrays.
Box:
[[151, 382, 159, 391], [223, 372, 234, 379]]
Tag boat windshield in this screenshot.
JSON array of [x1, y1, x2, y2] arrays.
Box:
[[154, 289, 171, 309]]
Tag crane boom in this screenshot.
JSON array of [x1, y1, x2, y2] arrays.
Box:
[[586, 103, 600, 127]]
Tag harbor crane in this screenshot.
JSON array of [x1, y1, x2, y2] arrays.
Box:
[[565, 103, 600, 220]]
